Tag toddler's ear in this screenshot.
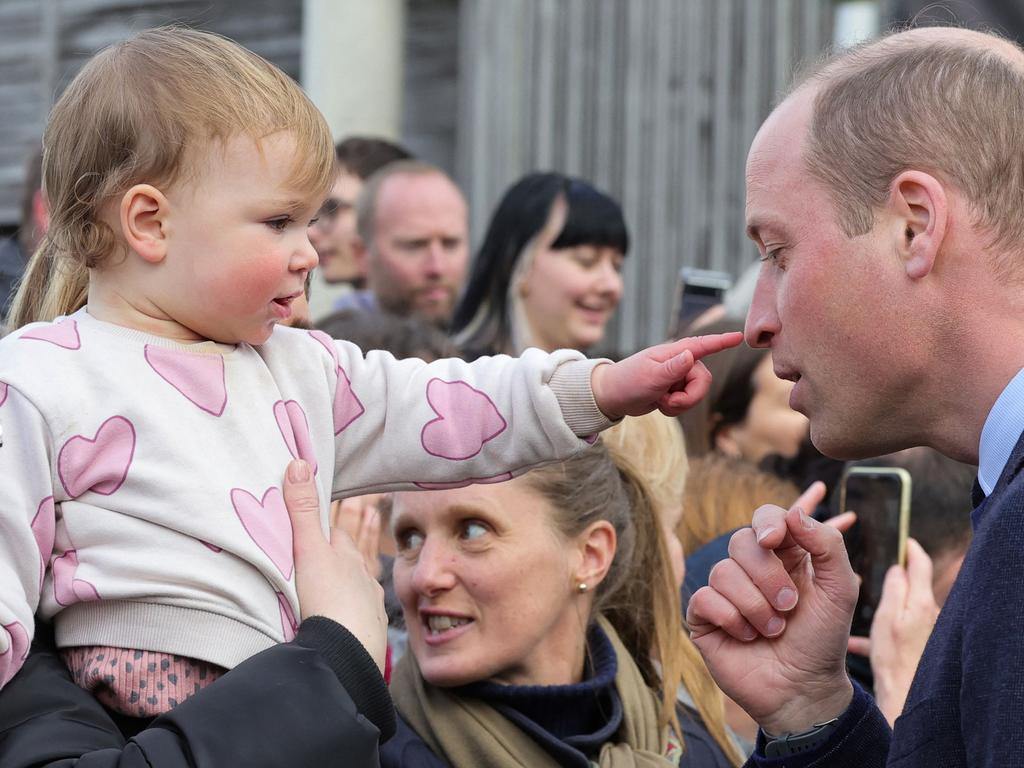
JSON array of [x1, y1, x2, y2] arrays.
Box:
[[120, 184, 169, 264]]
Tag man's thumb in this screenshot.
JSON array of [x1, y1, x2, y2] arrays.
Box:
[[784, 506, 857, 592]]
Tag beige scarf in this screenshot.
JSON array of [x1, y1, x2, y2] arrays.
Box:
[[390, 615, 676, 767]]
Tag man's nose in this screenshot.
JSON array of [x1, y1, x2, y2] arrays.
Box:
[[744, 268, 779, 348], [423, 242, 446, 276]]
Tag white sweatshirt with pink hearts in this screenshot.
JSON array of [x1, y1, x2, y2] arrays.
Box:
[[0, 308, 612, 690]]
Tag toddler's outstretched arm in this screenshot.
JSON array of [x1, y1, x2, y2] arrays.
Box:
[[591, 332, 744, 418], [317, 329, 744, 498]]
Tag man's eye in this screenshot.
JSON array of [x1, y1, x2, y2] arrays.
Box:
[[462, 521, 488, 540]]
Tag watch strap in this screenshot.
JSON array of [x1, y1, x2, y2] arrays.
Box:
[[763, 717, 841, 758]]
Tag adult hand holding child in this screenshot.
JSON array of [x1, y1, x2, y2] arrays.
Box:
[[285, 460, 388, 674]]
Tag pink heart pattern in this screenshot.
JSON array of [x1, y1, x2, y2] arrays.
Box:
[[52, 549, 101, 606], [31, 497, 56, 590], [145, 345, 227, 416], [58, 416, 136, 498], [0, 621, 29, 688], [421, 378, 508, 460], [334, 367, 365, 435], [277, 591, 298, 642], [305, 331, 364, 434], [21, 318, 81, 350], [414, 472, 514, 491], [231, 487, 293, 580], [0, 381, 7, 408], [273, 400, 318, 474], [308, 330, 340, 369]]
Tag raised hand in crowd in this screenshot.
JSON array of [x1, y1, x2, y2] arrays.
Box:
[[847, 538, 939, 727], [331, 493, 385, 581]]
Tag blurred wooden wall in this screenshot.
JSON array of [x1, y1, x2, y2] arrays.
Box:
[[0, 0, 303, 229], [457, 0, 835, 353], [1, 0, 837, 351]]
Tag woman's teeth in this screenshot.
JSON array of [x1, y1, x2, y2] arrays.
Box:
[[426, 615, 471, 634]]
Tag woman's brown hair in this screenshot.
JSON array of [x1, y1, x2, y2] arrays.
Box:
[[525, 435, 741, 764], [680, 453, 800, 556]]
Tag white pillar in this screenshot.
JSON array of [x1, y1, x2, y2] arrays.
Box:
[[302, 0, 405, 139], [302, 0, 406, 321]]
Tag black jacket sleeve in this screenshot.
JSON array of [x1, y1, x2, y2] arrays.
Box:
[[0, 617, 395, 768]]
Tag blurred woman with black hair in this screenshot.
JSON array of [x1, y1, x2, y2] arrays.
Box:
[[452, 172, 628, 358]]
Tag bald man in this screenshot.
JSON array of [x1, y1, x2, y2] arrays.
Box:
[[686, 27, 1024, 767], [345, 161, 469, 328]]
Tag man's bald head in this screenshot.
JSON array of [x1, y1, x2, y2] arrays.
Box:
[[781, 26, 1024, 277]]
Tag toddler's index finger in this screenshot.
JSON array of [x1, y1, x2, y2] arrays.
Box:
[[682, 331, 744, 361]]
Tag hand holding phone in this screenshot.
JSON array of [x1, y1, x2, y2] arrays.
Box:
[[671, 267, 733, 335], [839, 466, 912, 638]]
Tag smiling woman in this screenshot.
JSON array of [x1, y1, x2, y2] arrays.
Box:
[[451, 172, 628, 358], [381, 441, 741, 767]]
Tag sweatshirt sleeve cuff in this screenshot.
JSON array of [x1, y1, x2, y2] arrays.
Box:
[[749, 679, 891, 768], [295, 616, 396, 741], [548, 358, 617, 437]]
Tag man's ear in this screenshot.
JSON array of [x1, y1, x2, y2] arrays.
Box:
[[572, 520, 617, 591], [889, 171, 947, 280], [120, 184, 170, 265]]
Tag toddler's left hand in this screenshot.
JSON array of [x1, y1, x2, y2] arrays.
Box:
[[591, 332, 743, 419]]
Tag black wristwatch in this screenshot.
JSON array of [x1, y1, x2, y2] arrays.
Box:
[[763, 717, 841, 758]]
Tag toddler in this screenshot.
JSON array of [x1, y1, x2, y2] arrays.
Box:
[[0, 27, 739, 718]]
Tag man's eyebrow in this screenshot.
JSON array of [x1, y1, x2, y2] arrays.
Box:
[[745, 217, 784, 242]]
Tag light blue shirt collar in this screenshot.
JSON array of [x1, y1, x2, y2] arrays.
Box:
[[978, 366, 1024, 496]]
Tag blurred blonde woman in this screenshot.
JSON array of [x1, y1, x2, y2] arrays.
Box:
[[602, 413, 742, 765]]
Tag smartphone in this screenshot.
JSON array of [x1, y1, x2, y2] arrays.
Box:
[[839, 466, 912, 638], [671, 267, 733, 335]]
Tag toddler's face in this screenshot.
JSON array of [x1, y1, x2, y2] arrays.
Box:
[[157, 132, 322, 344]]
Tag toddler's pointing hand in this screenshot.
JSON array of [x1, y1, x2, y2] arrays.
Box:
[[591, 331, 743, 419]]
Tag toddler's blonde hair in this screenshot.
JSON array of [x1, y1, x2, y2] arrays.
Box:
[[9, 26, 334, 329]]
